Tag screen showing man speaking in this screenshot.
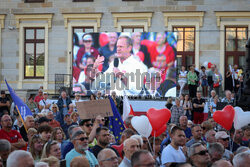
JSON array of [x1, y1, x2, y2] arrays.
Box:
[[72, 32, 177, 97]]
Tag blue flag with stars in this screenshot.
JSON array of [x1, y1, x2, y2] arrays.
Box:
[[5, 80, 33, 124], [108, 96, 125, 142]]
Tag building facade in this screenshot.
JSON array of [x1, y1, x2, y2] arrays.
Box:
[[0, 0, 250, 97]]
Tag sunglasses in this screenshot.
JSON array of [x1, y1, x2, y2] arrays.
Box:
[[194, 150, 208, 156], [76, 137, 89, 141], [101, 119, 105, 122], [85, 124, 93, 127]]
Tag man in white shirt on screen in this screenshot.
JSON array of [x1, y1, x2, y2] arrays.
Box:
[[104, 35, 148, 96]]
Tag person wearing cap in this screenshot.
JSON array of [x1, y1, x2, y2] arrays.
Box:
[[34, 89, 44, 108], [215, 131, 233, 161], [39, 92, 52, 114], [0, 90, 10, 116], [76, 33, 99, 70]]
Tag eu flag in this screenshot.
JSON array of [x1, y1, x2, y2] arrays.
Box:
[[108, 96, 125, 142], [5, 80, 32, 127]]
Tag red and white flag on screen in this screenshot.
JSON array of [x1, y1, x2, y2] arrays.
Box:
[[122, 95, 135, 121]]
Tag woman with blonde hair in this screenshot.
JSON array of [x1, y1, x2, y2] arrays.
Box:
[[41, 140, 61, 160], [51, 127, 67, 153], [29, 134, 44, 162], [70, 111, 79, 124], [51, 103, 59, 117], [40, 156, 60, 167]]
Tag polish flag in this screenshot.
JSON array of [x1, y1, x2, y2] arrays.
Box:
[[122, 95, 135, 121]]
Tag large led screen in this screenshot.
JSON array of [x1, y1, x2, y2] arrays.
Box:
[[72, 32, 177, 97]]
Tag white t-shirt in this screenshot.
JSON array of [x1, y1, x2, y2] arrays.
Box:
[[178, 71, 187, 83], [161, 144, 186, 166], [39, 99, 52, 113]]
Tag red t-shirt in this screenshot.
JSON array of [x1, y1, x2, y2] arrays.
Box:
[[149, 43, 175, 82], [0, 129, 26, 150], [34, 95, 44, 103], [0, 129, 23, 143], [149, 43, 175, 64]]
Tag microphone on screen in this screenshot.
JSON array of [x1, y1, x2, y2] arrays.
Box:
[[113, 58, 119, 83], [114, 57, 119, 68]]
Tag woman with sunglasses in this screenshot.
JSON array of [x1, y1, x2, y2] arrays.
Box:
[[76, 34, 99, 70], [41, 140, 61, 160], [29, 134, 44, 162]]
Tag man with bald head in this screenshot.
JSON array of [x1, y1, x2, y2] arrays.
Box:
[[97, 148, 119, 167], [211, 159, 233, 167], [119, 138, 140, 167], [0, 114, 26, 150]]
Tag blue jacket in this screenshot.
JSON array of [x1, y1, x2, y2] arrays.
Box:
[[56, 97, 72, 125]]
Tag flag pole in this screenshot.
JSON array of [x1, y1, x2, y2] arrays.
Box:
[[15, 105, 28, 133]]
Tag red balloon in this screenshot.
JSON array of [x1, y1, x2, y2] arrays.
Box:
[[99, 33, 109, 47], [213, 105, 235, 130], [147, 108, 171, 131], [208, 62, 212, 68], [151, 124, 167, 137]]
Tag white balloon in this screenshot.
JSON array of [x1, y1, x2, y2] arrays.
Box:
[[234, 107, 250, 130], [203, 61, 208, 67], [131, 115, 152, 138]]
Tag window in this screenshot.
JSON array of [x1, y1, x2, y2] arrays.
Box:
[[164, 11, 204, 70], [25, 0, 44, 2], [173, 27, 195, 70], [122, 27, 144, 32], [225, 27, 248, 70], [24, 28, 45, 78], [73, 27, 94, 33]]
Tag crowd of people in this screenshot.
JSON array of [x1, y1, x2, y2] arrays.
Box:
[[73, 32, 176, 97], [176, 62, 245, 124], [178, 64, 243, 99], [0, 85, 250, 167]]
